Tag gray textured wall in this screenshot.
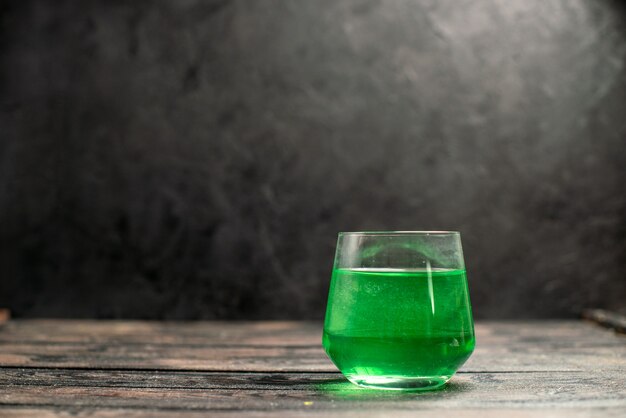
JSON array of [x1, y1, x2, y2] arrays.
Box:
[[1, 0, 625, 319]]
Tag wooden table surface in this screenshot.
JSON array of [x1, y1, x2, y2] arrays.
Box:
[[0, 320, 624, 417]]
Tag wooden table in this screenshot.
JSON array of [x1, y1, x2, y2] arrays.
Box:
[[0, 320, 624, 417]]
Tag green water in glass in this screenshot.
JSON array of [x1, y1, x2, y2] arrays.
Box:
[[323, 268, 475, 390]]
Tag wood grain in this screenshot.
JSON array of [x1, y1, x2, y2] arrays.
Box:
[[1, 372, 624, 409], [0, 320, 624, 416], [0, 321, 622, 372], [0, 320, 621, 370], [0, 340, 622, 372], [1, 408, 625, 418], [0, 320, 321, 345], [0, 320, 614, 345]]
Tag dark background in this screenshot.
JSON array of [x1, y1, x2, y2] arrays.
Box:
[[1, 0, 625, 319]]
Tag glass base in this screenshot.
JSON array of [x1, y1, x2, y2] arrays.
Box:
[[345, 375, 450, 391]]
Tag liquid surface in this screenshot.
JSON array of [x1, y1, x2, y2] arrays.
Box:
[[323, 268, 475, 388]]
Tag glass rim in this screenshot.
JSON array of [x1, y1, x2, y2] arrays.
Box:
[[338, 230, 460, 236]]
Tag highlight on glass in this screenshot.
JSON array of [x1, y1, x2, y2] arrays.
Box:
[[322, 231, 475, 391]]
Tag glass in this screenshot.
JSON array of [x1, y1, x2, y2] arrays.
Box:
[[322, 231, 475, 391]]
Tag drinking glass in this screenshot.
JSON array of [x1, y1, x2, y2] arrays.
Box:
[[322, 231, 475, 391]]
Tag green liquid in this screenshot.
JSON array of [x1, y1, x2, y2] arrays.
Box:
[[323, 268, 475, 390]]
